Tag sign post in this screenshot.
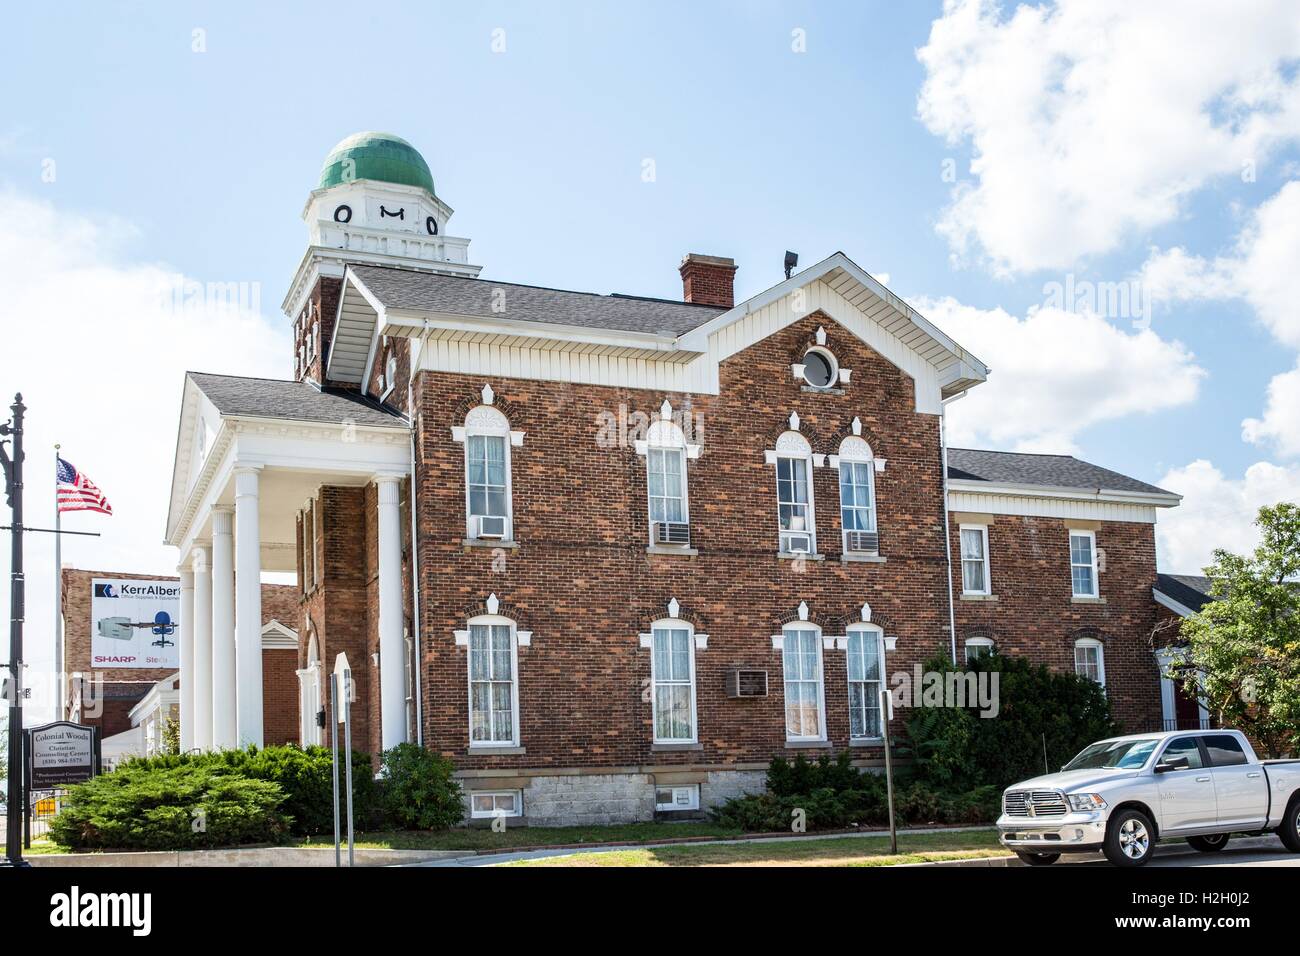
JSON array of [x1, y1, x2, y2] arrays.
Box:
[[333, 653, 355, 868], [329, 671, 340, 868], [879, 688, 898, 855]]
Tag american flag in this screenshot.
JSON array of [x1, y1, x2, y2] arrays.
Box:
[[57, 457, 113, 515]]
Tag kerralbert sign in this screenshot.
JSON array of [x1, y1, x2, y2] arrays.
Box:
[[90, 577, 181, 669], [26, 721, 98, 788]]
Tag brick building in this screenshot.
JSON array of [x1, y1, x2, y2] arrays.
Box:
[[163, 132, 1182, 823], [61, 568, 301, 745]]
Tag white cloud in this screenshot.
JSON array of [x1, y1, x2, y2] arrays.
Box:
[[921, 296, 1204, 453], [0, 190, 287, 723], [1140, 181, 1300, 456], [917, 0, 1300, 274], [1155, 458, 1300, 572]]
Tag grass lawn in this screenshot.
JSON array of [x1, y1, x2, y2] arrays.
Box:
[[294, 821, 746, 852], [506, 829, 1004, 867]]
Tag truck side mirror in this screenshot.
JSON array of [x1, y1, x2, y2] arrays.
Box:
[[1155, 755, 1189, 773]]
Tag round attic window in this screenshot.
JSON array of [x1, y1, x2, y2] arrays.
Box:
[[802, 348, 837, 388]]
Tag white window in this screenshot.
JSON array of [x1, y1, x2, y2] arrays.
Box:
[[773, 430, 816, 553], [648, 448, 687, 525], [470, 790, 522, 819], [467, 616, 519, 747], [461, 404, 513, 541], [960, 525, 990, 595], [964, 636, 995, 663], [846, 626, 884, 740], [1075, 638, 1106, 687], [782, 626, 826, 741], [297, 634, 323, 747], [655, 784, 700, 811], [801, 347, 839, 388], [651, 623, 697, 743], [1070, 531, 1098, 597], [839, 463, 875, 533]]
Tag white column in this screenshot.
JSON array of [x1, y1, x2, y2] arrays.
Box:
[[376, 474, 407, 750], [234, 466, 264, 748], [211, 506, 237, 749], [177, 566, 195, 752], [191, 545, 213, 750]]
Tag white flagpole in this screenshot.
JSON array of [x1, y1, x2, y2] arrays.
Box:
[[54, 443, 63, 719]]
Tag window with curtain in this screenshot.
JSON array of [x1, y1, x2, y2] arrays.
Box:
[[960, 525, 989, 594], [1070, 531, 1098, 597], [647, 448, 686, 524], [777, 457, 812, 540], [469, 622, 516, 744], [782, 626, 824, 739], [839, 460, 875, 532], [652, 625, 695, 742], [847, 628, 883, 739]]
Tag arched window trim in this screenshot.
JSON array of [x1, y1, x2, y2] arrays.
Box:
[[451, 397, 522, 543], [964, 635, 995, 663]]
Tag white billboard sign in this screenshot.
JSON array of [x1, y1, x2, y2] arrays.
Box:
[[90, 578, 181, 669]]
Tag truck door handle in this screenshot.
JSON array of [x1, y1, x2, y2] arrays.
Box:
[[1247, 772, 1262, 778], [1195, 776, 1211, 782]]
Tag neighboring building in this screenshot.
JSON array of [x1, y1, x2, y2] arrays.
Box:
[[61, 568, 301, 746], [162, 131, 1182, 824], [1150, 573, 1219, 731]]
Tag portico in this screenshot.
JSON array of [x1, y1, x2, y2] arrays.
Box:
[[166, 372, 412, 750]]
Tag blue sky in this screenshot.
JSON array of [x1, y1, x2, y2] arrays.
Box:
[[4, 1, 1300, 718]]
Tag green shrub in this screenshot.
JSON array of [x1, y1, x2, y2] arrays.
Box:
[[378, 743, 463, 830], [111, 744, 376, 836], [48, 762, 289, 850], [902, 651, 1119, 791]]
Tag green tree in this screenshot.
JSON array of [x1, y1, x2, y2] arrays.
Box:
[[1175, 502, 1300, 757]]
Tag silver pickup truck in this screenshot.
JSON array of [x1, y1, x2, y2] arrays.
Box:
[[997, 729, 1300, 866]]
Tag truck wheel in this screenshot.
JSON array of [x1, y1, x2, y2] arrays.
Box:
[[1014, 851, 1059, 866], [1280, 796, 1300, 853], [1187, 833, 1230, 852], [1104, 809, 1155, 867]]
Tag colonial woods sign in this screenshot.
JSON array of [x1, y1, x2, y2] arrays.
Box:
[[26, 721, 99, 789]]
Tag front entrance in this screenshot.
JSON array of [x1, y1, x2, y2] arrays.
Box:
[[1155, 645, 1211, 732]]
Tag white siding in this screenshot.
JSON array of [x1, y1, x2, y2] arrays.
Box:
[[947, 491, 1157, 524]]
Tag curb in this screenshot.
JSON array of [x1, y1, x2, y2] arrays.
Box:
[[27, 846, 473, 868]]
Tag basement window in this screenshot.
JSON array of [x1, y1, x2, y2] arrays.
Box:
[[470, 790, 522, 819], [655, 784, 699, 812]]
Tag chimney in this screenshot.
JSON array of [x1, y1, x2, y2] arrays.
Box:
[[679, 253, 737, 309]]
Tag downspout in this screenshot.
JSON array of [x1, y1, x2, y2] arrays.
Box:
[[940, 390, 968, 665], [407, 323, 433, 746]]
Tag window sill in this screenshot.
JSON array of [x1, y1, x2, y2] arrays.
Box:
[[651, 742, 703, 752], [960, 593, 998, 602], [849, 738, 884, 747], [1071, 596, 1106, 604], [646, 545, 699, 557], [467, 745, 526, 755], [778, 552, 825, 561], [801, 385, 844, 396], [462, 538, 519, 549], [784, 739, 832, 749], [841, 553, 886, 564]]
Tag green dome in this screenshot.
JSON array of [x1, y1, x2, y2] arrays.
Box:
[[317, 132, 435, 195]]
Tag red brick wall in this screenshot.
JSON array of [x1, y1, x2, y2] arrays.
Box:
[[262, 648, 300, 746], [948, 516, 1164, 732], [410, 310, 948, 771], [295, 276, 343, 385]]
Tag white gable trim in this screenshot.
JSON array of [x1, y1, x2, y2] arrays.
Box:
[[1152, 588, 1199, 619], [261, 620, 300, 650]]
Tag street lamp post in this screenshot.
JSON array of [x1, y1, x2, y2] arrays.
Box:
[[1, 393, 28, 867]]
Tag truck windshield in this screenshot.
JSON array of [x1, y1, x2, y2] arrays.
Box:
[[1063, 738, 1160, 771]]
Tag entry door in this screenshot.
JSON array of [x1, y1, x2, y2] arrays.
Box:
[[1154, 736, 1217, 832]]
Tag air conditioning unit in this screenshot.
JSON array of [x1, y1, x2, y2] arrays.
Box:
[[726, 669, 769, 698], [476, 515, 507, 539], [781, 531, 813, 554], [844, 530, 880, 554], [654, 521, 690, 546]]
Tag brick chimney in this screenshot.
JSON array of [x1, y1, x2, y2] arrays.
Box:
[[679, 253, 737, 308]]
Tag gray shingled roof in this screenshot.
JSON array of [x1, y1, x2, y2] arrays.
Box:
[[349, 264, 726, 336], [189, 372, 406, 427], [1155, 574, 1216, 612], [947, 448, 1174, 496]]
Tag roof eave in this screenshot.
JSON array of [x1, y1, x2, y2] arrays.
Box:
[[947, 478, 1182, 508]]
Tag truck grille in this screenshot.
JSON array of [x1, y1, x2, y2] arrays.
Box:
[[1003, 789, 1068, 818]]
